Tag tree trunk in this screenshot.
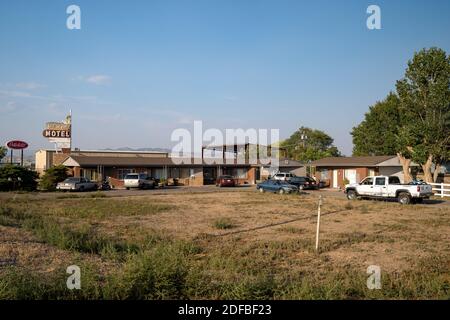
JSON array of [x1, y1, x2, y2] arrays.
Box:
[[397, 153, 412, 183], [421, 154, 433, 183], [433, 163, 442, 182]]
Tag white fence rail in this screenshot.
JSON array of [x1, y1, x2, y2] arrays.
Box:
[[429, 183, 450, 198]]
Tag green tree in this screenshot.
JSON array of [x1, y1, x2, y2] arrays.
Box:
[[281, 127, 341, 163], [351, 92, 400, 156], [396, 47, 450, 182], [39, 165, 69, 191], [0, 146, 7, 162], [0, 164, 38, 191]]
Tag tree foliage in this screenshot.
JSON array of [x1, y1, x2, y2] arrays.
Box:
[[396, 47, 450, 181], [0, 165, 38, 191], [351, 93, 400, 156], [39, 165, 69, 191], [0, 147, 7, 162], [281, 126, 341, 162], [351, 47, 450, 182]]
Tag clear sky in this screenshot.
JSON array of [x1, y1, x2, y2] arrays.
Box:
[[1, 0, 449, 155]]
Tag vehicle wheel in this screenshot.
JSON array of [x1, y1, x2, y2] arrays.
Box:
[[279, 188, 285, 195], [259, 187, 265, 193], [346, 190, 357, 200], [126, 187, 130, 190], [398, 192, 411, 205], [79, 186, 85, 192]]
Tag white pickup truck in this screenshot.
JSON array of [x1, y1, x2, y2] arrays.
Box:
[[345, 176, 433, 204]]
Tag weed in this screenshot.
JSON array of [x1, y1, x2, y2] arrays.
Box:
[[213, 218, 235, 230]]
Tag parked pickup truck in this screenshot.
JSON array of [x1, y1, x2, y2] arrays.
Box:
[[345, 175, 433, 204]]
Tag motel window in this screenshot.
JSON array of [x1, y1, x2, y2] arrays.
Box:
[[235, 168, 247, 179], [118, 169, 135, 180], [170, 168, 180, 179], [320, 169, 329, 180]]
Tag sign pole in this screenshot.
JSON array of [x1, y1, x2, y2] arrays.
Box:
[[20, 149, 23, 166], [10, 149, 13, 164], [315, 195, 323, 252]]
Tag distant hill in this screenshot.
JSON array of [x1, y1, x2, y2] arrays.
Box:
[[101, 147, 171, 153]]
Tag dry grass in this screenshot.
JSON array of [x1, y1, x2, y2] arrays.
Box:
[[0, 190, 449, 299]]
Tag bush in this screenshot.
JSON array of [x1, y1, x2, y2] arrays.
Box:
[[39, 165, 68, 191], [103, 242, 191, 299], [0, 165, 38, 191], [213, 218, 235, 230]]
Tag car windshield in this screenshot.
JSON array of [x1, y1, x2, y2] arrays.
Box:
[[64, 178, 79, 183], [221, 176, 233, 179], [125, 174, 139, 179]]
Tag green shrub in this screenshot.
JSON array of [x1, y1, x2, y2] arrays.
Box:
[[0, 165, 38, 191], [103, 242, 192, 299], [39, 165, 68, 191], [213, 218, 235, 230]]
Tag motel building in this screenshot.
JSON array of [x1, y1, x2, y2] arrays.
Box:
[[310, 155, 420, 189], [35, 144, 305, 188]]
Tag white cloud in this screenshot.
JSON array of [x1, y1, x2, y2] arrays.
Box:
[[16, 82, 46, 90], [85, 75, 111, 85]]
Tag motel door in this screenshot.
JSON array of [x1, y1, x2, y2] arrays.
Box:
[[333, 170, 338, 188], [345, 169, 357, 184]]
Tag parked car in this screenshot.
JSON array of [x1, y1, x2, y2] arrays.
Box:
[[256, 180, 299, 194], [290, 176, 319, 190], [272, 172, 295, 182], [56, 177, 98, 192], [124, 173, 156, 190], [345, 175, 433, 204], [216, 175, 236, 187]]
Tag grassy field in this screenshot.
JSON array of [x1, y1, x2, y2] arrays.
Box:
[[0, 189, 449, 299]]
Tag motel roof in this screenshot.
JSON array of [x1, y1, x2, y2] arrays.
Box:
[[310, 155, 398, 167], [62, 155, 301, 167]]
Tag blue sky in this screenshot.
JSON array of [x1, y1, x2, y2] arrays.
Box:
[[1, 0, 449, 155]]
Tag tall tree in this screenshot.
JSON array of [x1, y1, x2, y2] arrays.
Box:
[[396, 47, 450, 182], [281, 127, 341, 162], [0, 147, 7, 162], [351, 92, 400, 156]]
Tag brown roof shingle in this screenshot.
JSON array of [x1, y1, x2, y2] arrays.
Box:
[[310, 155, 396, 167]]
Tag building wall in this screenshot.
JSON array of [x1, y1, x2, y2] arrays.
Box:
[[315, 167, 371, 189], [35, 150, 52, 176]]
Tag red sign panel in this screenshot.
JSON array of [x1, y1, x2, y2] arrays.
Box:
[[6, 140, 28, 150]]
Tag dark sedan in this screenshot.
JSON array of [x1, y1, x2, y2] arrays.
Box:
[[256, 180, 298, 194], [216, 175, 236, 187], [290, 176, 319, 190]]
